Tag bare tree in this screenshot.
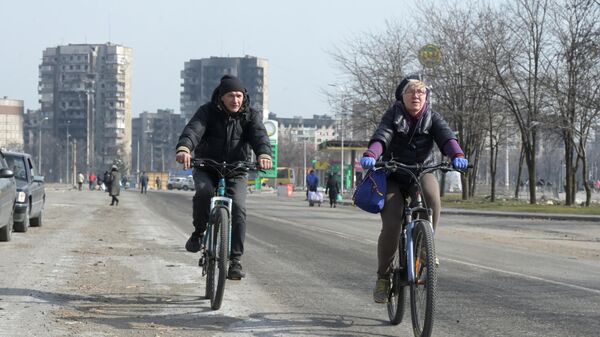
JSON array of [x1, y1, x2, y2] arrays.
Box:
[[475, 0, 552, 204], [328, 21, 415, 133], [545, 0, 600, 205]]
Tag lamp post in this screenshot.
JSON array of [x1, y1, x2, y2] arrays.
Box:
[[38, 117, 49, 173], [66, 120, 71, 184], [328, 83, 347, 195]]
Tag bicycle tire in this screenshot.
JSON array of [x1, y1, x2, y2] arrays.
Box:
[[211, 207, 230, 310], [387, 239, 406, 324], [409, 220, 437, 337], [204, 222, 217, 301]]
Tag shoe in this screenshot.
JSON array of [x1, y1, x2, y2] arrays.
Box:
[[185, 234, 203, 253], [373, 278, 390, 303], [227, 260, 246, 280]]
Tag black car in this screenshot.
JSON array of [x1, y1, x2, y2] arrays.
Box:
[[0, 150, 17, 241], [4, 152, 45, 232]]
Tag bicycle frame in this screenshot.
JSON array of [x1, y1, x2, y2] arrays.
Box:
[[403, 193, 433, 284]]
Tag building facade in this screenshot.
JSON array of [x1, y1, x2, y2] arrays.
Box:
[[0, 98, 24, 151], [180, 56, 268, 122], [131, 109, 186, 175], [39, 43, 132, 183]]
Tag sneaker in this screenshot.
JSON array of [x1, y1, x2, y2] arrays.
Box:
[[373, 278, 390, 303], [185, 234, 203, 253], [228, 260, 246, 280]]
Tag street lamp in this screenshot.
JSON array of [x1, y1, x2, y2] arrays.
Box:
[[66, 120, 71, 184], [328, 83, 347, 195], [38, 117, 49, 173]]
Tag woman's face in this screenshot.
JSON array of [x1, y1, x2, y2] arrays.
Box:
[[221, 91, 244, 113], [402, 84, 427, 116]]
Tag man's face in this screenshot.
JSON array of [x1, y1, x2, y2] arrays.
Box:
[[221, 91, 244, 113]]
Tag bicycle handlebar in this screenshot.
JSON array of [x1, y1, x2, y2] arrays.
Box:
[[374, 160, 472, 178], [192, 158, 261, 176]]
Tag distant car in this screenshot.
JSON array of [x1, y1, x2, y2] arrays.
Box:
[[0, 150, 17, 241], [167, 176, 194, 190], [4, 152, 45, 233]]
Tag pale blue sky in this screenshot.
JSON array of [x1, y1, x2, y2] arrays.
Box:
[[1, 0, 417, 118]]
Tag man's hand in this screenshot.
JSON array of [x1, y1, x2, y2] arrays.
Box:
[[176, 151, 192, 169], [259, 158, 272, 170]]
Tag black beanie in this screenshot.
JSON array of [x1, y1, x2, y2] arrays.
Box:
[[394, 74, 422, 101], [218, 75, 245, 96]]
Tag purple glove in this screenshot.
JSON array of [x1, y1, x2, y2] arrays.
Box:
[[452, 157, 468, 170], [360, 157, 376, 170]]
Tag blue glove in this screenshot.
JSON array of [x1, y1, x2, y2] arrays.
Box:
[[361, 156, 376, 170], [452, 157, 468, 170]]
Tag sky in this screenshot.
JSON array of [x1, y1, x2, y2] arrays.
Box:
[[1, 0, 417, 118]]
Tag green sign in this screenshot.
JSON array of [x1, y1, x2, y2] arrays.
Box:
[[260, 139, 278, 178]]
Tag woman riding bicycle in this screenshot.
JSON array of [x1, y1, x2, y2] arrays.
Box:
[[360, 75, 469, 303], [175, 75, 272, 280]]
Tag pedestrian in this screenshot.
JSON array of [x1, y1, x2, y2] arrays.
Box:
[[77, 172, 84, 191], [155, 176, 162, 190], [103, 170, 111, 194], [306, 169, 319, 200], [88, 172, 96, 190], [325, 173, 340, 208], [175, 74, 272, 280], [139, 171, 149, 194], [360, 75, 469, 303], [109, 165, 121, 206]]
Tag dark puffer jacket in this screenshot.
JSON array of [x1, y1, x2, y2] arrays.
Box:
[[370, 103, 456, 164], [176, 89, 272, 163]]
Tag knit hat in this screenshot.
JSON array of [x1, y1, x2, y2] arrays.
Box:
[[218, 75, 245, 96], [395, 74, 423, 100]]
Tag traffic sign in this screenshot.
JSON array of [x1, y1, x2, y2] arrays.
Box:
[[418, 44, 442, 68]]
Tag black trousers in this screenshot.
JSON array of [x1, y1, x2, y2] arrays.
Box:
[[192, 169, 248, 260]]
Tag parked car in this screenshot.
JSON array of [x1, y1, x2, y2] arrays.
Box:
[[0, 150, 17, 241], [4, 152, 45, 232]]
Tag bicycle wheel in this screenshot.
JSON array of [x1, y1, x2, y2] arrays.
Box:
[[387, 239, 406, 325], [409, 220, 437, 337], [204, 223, 216, 301], [210, 207, 230, 310]]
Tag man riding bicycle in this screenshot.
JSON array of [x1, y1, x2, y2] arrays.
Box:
[[175, 75, 272, 280], [360, 75, 469, 303]]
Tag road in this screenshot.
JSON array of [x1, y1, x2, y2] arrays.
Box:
[[0, 187, 598, 337]]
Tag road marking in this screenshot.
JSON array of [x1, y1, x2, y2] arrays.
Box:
[[249, 212, 378, 244], [445, 258, 600, 295]]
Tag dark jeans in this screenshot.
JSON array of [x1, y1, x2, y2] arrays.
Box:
[[192, 169, 248, 260], [140, 184, 147, 194]]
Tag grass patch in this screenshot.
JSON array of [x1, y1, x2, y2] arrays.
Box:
[[441, 194, 600, 215]]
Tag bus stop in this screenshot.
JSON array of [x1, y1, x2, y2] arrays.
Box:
[[317, 140, 369, 192]]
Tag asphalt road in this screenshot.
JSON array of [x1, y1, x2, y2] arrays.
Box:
[[0, 187, 598, 336]]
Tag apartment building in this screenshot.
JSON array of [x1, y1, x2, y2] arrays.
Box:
[[271, 113, 338, 146], [180, 56, 268, 122], [0, 98, 24, 151], [39, 43, 132, 182], [131, 109, 186, 174]]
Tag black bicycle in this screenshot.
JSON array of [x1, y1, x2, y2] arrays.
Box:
[[192, 158, 260, 310], [375, 160, 467, 337]]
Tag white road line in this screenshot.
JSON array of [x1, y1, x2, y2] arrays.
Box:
[[445, 258, 600, 295]]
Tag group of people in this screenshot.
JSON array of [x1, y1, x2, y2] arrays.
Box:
[[305, 169, 341, 208], [174, 74, 469, 303]]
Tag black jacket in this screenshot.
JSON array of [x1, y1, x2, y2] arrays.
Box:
[[370, 103, 456, 164], [176, 90, 272, 163]]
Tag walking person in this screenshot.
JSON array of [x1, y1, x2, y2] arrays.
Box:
[[155, 176, 162, 190], [109, 165, 121, 206], [88, 172, 96, 190], [139, 171, 149, 194], [306, 169, 319, 200], [360, 75, 469, 303], [325, 173, 340, 208], [175, 75, 272, 280], [77, 172, 84, 191]]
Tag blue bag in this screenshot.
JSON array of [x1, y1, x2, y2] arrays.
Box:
[[353, 169, 387, 213]]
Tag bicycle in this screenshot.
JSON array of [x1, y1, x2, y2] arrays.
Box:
[[192, 158, 260, 310], [375, 160, 467, 337]]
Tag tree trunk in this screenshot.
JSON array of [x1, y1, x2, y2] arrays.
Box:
[[514, 145, 525, 199]]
